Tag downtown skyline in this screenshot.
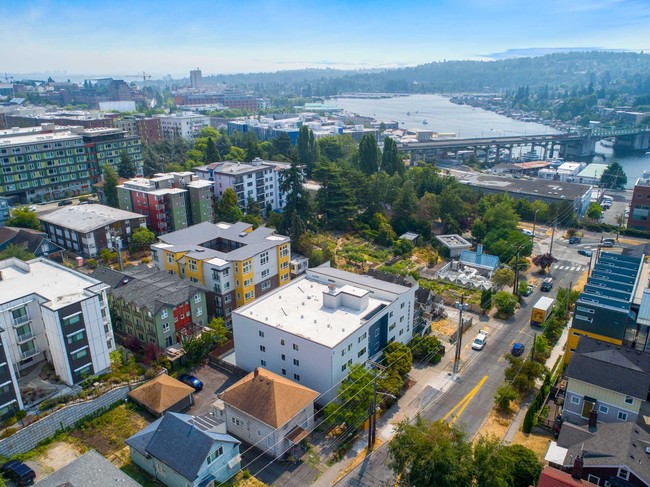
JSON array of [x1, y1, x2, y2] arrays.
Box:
[[1, 0, 650, 77]]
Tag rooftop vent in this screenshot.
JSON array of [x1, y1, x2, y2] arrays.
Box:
[[239, 232, 247, 237]]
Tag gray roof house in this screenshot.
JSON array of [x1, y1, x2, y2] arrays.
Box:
[[34, 449, 141, 487], [563, 337, 650, 426], [126, 412, 241, 487], [546, 421, 650, 487]]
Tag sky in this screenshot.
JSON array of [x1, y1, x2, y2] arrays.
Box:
[[2, 0, 649, 78]]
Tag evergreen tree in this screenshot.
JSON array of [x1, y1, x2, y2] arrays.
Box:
[[279, 160, 312, 242], [381, 137, 404, 176], [296, 126, 319, 176], [205, 137, 220, 163], [314, 163, 357, 230], [392, 180, 418, 224], [215, 187, 243, 223], [271, 132, 292, 158], [358, 134, 379, 175], [103, 165, 119, 208], [5, 207, 40, 231], [600, 161, 627, 189], [117, 151, 136, 179]]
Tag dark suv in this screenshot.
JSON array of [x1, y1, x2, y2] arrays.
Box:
[[568, 236, 581, 244], [1, 460, 35, 485], [541, 278, 553, 292]]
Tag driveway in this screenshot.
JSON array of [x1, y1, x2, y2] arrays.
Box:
[[186, 364, 242, 416]]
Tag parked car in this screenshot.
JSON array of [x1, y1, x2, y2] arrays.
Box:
[[520, 229, 534, 237], [578, 249, 592, 257], [541, 278, 553, 292], [601, 241, 614, 248], [523, 284, 534, 296], [177, 374, 203, 391], [1, 460, 36, 486], [471, 330, 488, 351], [511, 343, 525, 357], [57, 199, 72, 206], [568, 236, 582, 244]]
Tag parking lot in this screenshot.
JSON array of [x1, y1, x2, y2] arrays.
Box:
[[186, 364, 242, 416]]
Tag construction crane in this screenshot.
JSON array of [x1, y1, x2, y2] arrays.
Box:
[[123, 72, 152, 90], [2, 73, 14, 83]]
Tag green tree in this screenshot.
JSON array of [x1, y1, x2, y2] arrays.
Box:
[[492, 268, 514, 288], [483, 199, 519, 232], [494, 384, 519, 413], [485, 229, 533, 262], [381, 137, 404, 176], [206, 317, 229, 347], [0, 244, 35, 261], [358, 134, 379, 175], [600, 161, 627, 189], [471, 219, 487, 243], [278, 160, 313, 242], [493, 291, 518, 317], [103, 165, 120, 208], [272, 132, 292, 158], [297, 126, 319, 176], [388, 416, 474, 487], [224, 146, 246, 162], [392, 180, 418, 225], [181, 333, 213, 367], [383, 341, 412, 378], [205, 137, 220, 163], [409, 335, 443, 364], [370, 213, 397, 247], [117, 151, 136, 179], [324, 364, 373, 430], [480, 288, 493, 314], [473, 435, 514, 487], [215, 187, 244, 223], [314, 163, 357, 230], [129, 226, 156, 253], [586, 202, 603, 220], [505, 356, 546, 394], [503, 444, 542, 487], [6, 207, 40, 230]]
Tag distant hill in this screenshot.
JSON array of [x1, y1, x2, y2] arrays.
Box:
[[204, 51, 650, 95]]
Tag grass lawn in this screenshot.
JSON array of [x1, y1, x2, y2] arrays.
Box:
[[121, 461, 164, 486], [68, 403, 153, 458]]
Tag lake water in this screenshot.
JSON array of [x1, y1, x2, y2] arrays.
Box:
[[333, 94, 650, 188]]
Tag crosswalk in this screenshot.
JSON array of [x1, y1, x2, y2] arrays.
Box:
[[551, 264, 586, 273]]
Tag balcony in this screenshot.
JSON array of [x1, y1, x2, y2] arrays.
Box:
[[12, 314, 31, 328], [20, 347, 39, 360], [16, 331, 35, 344]]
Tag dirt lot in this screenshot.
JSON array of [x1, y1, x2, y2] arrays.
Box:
[[512, 430, 555, 460], [26, 442, 84, 479]]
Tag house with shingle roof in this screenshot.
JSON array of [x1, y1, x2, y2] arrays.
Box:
[[545, 421, 650, 487], [214, 368, 319, 458], [126, 411, 240, 487], [564, 337, 650, 426], [91, 265, 208, 349], [128, 374, 195, 416]]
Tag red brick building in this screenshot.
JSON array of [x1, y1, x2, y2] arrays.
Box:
[[627, 171, 650, 232]]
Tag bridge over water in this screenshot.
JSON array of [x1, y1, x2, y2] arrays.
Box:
[[397, 126, 650, 162]]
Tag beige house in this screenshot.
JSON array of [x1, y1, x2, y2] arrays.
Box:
[[213, 368, 319, 458], [128, 374, 195, 417]]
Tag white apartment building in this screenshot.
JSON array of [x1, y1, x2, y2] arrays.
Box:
[[0, 258, 115, 387], [232, 265, 417, 402], [158, 114, 210, 142], [193, 158, 290, 213]]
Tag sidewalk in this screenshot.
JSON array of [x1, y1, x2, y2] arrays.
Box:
[[312, 341, 459, 487], [502, 324, 569, 443]]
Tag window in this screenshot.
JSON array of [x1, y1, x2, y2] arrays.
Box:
[[358, 332, 367, 343], [262, 281, 271, 291], [617, 468, 630, 481], [293, 343, 299, 351], [617, 411, 628, 421], [587, 474, 600, 484], [207, 446, 224, 465], [260, 345, 266, 352], [224, 295, 231, 303], [293, 359, 300, 366], [166, 253, 174, 264], [358, 347, 367, 358], [342, 364, 347, 372], [163, 323, 170, 333], [389, 323, 396, 331], [281, 339, 285, 346], [242, 260, 252, 274], [63, 313, 81, 327], [598, 404, 609, 414], [231, 417, 241, 426], [72, 348, 88, 360], [281, 368, 286, 376], [280, 261, 288, 270], [341, 349, 345, 357], [293, 374, 300, 381], [399, 329, 404, 336], [401, 302, 405, 309], [261, 359, 267, 367], [196, 307, 202, 317], [188, 259, 197, 272], [67, 331, 84, 344], [624, 396, 634, 405], [281, 273, 289, 282], [244, 278, 253, 287], [259, 330, 265, 338], [245, 291, 254, 300], [261, 269, 270, 279], [570, 396, 581, 405], [281, 354, 286, 361], [280, 245, 289, 258], [194, 294, 201, 303], [260, 252, 269, 265]]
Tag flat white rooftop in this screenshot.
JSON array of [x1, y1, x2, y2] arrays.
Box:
[[235, 275, 391, 348], [0, 258, 105, 310]]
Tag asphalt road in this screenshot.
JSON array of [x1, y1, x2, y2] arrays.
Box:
[[335, 233, 586, 487]]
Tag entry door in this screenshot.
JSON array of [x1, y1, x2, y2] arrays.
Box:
[[582, 399, 595, 418]]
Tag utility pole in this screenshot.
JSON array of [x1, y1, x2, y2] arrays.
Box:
[[452, 296, 468, 378], [531, 333, 536, 362], [111, 232, 124, 271], [566, 281, 572, 317], [365, 360, 386, 451], [513, 251, 520, 297], [532, 208, 540, 243], [549, 222, 556, 257]]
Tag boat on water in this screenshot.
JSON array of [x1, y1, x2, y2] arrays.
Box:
[[422, 120, 428, 125], [522, 150, 540, 162], [406, 111, 411, 116], [600, 138, 615, 148]]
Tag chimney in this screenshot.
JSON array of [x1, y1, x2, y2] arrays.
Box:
[[254, 368, 260, 378], [588, 408, 598, 429], [328, 283, 336, 294], [476, 244, 483, 256], [572, 455, 584, 480]]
